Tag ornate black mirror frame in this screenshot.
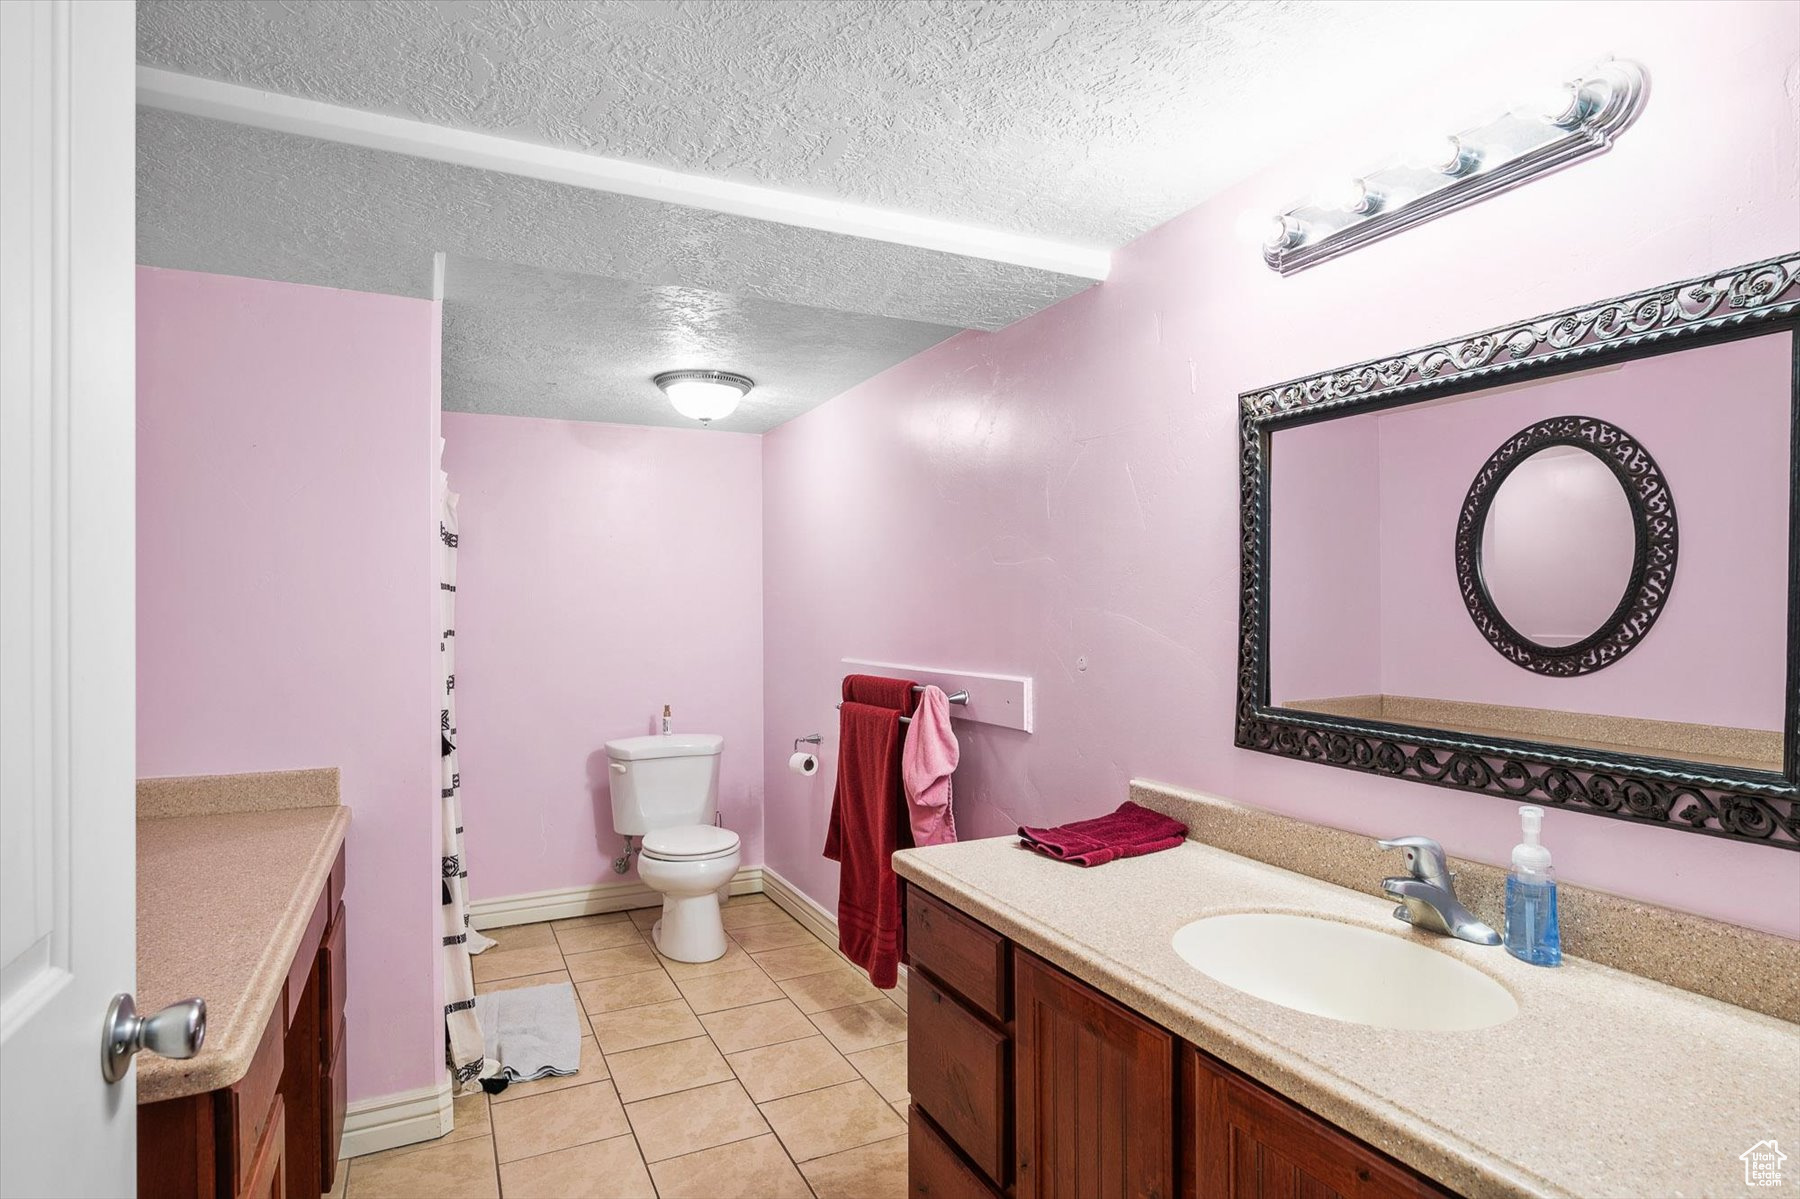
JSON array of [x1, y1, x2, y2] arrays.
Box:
[[1456, 415, 1676, 677], [1236, 253, 1800, 851]]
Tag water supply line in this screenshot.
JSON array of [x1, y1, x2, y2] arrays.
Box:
[[612, 835, 638, 875]]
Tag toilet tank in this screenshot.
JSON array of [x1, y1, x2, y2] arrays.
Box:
[[606, 733, 724, 835]]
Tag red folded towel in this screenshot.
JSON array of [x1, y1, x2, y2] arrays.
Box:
[[823, 675, 917, 989], [1018, 801, 1189, 867]]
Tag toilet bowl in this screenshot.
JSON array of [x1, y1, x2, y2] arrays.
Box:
[[637, 824, 741, 962]]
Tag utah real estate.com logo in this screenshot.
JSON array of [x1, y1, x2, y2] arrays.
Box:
[[1741, 1140, 1786, 1188]]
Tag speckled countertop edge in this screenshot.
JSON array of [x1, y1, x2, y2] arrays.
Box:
[[136, 805, 349, 1103], [893, 838, 1800, 1199]]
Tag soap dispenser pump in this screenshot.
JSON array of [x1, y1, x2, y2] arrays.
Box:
[[1504, 805, 1561, 966]]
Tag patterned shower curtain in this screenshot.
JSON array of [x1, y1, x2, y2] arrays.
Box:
[[441, 486, 497, 1093]]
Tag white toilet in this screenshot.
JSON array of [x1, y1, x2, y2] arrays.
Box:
[[606, 732, 741, 962]]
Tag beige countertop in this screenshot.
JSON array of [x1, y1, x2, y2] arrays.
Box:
[[893, 836, 1800, 1199], [136, 804, 349, 1103]]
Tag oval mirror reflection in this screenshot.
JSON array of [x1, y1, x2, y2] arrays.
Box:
[[1479, 445, 1636, 648]]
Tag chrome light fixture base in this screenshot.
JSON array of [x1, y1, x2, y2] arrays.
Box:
[[652, 368, 754, 392], [1262, 59, 1648, 276], [653, 369, 755, 424]]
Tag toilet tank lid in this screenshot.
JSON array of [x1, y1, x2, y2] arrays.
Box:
[[605, 733, 724, 761]]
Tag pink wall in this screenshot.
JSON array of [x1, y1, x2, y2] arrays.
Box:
[[1268, 416, 1384, 704], [441, 412, 764, 899], [137, 267, 443, 1101], [1270, 335, 1792, 731], [762, 4, 1800, 937]]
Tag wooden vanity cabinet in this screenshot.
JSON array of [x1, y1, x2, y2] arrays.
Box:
[[139, 846, 347, 1199], [905, 882, 1461, 1199]]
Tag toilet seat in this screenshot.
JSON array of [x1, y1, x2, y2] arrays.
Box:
[[641, 824, 740, 861]]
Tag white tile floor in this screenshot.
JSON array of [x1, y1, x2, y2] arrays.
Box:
[[329, 895, 909, 1198]]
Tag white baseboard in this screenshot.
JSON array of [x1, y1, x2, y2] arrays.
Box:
[[468, 866, 765, 930], [760, 866, 908, 1006], [339, 1074, 454, 1159]]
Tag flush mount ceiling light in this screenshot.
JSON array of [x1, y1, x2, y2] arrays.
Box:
[[654, 369, 754, 425], [1255, 58, 1648, 275]]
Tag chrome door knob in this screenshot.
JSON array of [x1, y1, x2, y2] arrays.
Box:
[[101, 993, 205, 1084]]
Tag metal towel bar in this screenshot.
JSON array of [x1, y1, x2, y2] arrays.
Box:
[[834, 688, 967, 724]]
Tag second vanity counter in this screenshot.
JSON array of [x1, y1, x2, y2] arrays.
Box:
[[893, 834, 1799, 1199], [137, 797, 350, 1103]]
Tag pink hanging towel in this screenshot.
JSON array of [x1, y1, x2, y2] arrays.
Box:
[[902, 685, 960, 846]]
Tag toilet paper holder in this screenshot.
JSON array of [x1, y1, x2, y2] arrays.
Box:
[[794, 734, 822, 753]]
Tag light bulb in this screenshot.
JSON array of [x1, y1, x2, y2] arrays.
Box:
[[1264, 215, 1303, 250], [1407, 133, 1472, 176], [1328, 178, 1380, 215], [1521, 81, 1588, 128], [653, 370, 753, 424]]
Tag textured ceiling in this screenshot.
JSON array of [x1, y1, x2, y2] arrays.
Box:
[[135, 0, 1515, 431], [138, 0, 1506, 247], [136, 109, 1086, 329], [441, 255, 959, 433]]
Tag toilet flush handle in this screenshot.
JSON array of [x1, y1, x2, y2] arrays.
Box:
[[610, 762, 628, 774]]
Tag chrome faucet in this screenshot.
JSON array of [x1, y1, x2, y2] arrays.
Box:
[[1377, 836, 1501, 946]]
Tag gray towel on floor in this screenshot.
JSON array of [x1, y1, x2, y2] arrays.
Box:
[[473, 982, 581, 1083]]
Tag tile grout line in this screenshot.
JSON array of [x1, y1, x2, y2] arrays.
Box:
[[422, 901, 904, 1199]]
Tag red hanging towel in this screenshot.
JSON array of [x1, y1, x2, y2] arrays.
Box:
[[840, 673, 918, 712], [823, 675, 916, 988]]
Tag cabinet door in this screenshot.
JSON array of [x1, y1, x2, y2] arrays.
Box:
[[1014, 951, 1175, 1199], [279, 967, 324, 1199], [1186, 1049, 1453, 1199]]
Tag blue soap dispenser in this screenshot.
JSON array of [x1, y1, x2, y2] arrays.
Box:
[[1504, 805, 1561, 966]]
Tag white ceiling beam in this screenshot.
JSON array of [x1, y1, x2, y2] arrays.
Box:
[[137, 67, 1111, 283]]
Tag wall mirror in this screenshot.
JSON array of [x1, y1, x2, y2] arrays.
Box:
[[1474, 434, 1644, 655], [1237, 255, 1798, 851]]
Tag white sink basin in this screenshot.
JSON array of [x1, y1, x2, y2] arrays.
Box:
[[1171, 913, 1518, 1031]]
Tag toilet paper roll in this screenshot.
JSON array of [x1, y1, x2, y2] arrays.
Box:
[[788, 752, 819, 777]]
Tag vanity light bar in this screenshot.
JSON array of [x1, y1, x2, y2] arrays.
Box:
[[1260, 59, 1648, 275]]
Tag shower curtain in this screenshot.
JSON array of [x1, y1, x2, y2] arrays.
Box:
[[441, 485, 497, 1092]]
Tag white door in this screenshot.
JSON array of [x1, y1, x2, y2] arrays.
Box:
[[0, 2, 139, 1195]]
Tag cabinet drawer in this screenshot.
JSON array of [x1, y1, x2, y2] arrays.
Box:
[[322, 902, 347, 1064], [242, 1094, 286, 1199], [911, 1108, 1001, 1199], [907, 887, 1008, 1022], [321, 1038, 347, 1190], [910, 972, 1009, 1186], [228, 1013, 285, 1195]]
